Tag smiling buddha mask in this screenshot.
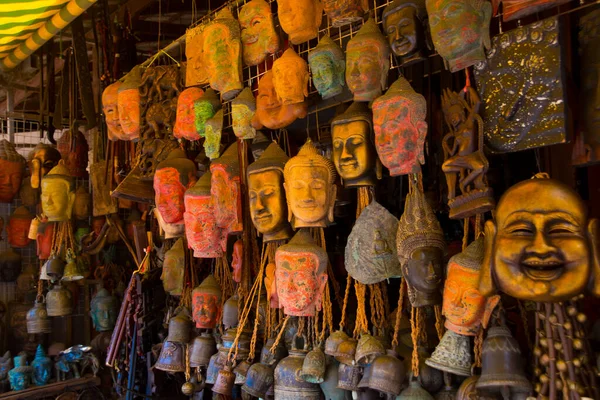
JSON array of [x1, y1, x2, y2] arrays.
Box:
[[174, 87, 204, 141], [383, 0, 429, 67], [0, 140, 26, 203], [331, 102, 376, 187], [278, 0, 323, 45], [41, 161, 75, 222], [283, 140, 337, 229], [239, 0, 280, 66], [273, 48, 309, 106], [248, 142, 292, 242], [252, 70, 307, 130], [308, 36, 346, 100], [479, 175, 600, 302], [232, 87, 257, 140]]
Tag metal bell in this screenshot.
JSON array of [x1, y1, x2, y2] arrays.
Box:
[[476, 326, 532, 397], [45, 256, 65, 280], [456, 376, 501, 400], [26, 296, 51, 334], [337, 362, 362, 391], [274, 342, 321, 399], [206, 353, 222, 385], [320, 359, 350, 400], [166, 308, 192, 344], [189, 332, 216, 368], [417, 348, 443, 393], [299, 347, 326, 384], [355, 334, 385, 366], [397, 379, 435, 399], [358, 350, 405, 396], [223, 294, 239, 329], [234, 359, 251, 385], [434, 385, 457, 400], [39, 261, 51, 281], [425, 330, 472, 376], [61, 252, 84, 282], [260, 337, 288, 366], [242, 362, 274, 398], [334, 338, 358, 365], [46, 283, 72, 316], [213, 365, 236, 396], [325, 330, 349, 357], [155, 341, 185, 372]]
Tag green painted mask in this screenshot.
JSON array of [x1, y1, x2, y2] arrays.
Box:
[[204, 109, 224, 160], [194, 89, 221, 138], [308, 36, 345, 100]]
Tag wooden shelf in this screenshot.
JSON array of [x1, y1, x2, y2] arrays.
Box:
[[0, 376, 100, 399]]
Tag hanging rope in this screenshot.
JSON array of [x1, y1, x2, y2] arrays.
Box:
[[339, 275, 352, 331], [269, 316, 290, 353], [392, 279, 406, 348], [410, 307, 420, 377], [434, 305, 444, 341], [353, 281, 369, 338]]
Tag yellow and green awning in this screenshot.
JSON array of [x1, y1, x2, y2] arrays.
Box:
[[0, 0, 97, 70]]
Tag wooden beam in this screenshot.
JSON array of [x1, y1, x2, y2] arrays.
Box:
[[0, 376, 100, 399]]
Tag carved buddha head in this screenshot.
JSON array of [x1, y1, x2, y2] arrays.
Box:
[[283, 140, 337, 228], [248, 142, 292, 242], [278, 0, 323, 45], [232, 239, 243, 283], [154, 149, 198, 225], [74, 186, 91, 221], [231, 88, 257, 140], [383, 0, 428, 66], [194, 88, 221, 139], [203, 8, 243, 101], [323, 0, 369, 27], [331, 102, 376, 187], [239, 0, 280, 66], [192, 275, 222, 329], [308, 36, 346, 100], [372, 77, 427, 176], [7, 206, 32, 249], [161, 238, 185, 296], [117, 66, 142, 140], [90, 287, 118, 332], [426, 0, 491, 72], [397, 181, 446, 307], [41, 161, 75, 222], [204, 109, 224, 160], [346, 18, 390, 102], [275, 229, 328, 316], [443, 238, 499, 336], [273, 48, 309, 105], [0, 140, 26, 203], [174, 87, 204, 141], [184, 172, 226, 258], [480, 176, 600, 302], [252, 71, 308, 130], [103, 81, 126, 141], [210, 143, 243, 235], [27, 143, 61, 190]]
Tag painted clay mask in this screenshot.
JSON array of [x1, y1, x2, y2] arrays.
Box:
[[479, 176, 600, 302], [74, 186, 91, 221], [174, 87, 204, 141], [247, 142, 292, 242], [252, 70, 307, 130], [203, 8, 243, 101], [232, 239, 243, 283], [346, 18, 390, 102], [210, 143, 243, 235], [345, 201, 400, 284], [194, 88, 221, 139], [283, 140, 337, 229], [7, 207, 32, 249], [186, 24, 209, 87], [90, 288, 118, 332], [27, 143, 61, 190], [443, 238, 499, 336], [103, 81, 127, 141], [161, 238, 185, 296], [41, 161, 75, 222], [57, 130, 89, 178], [426, 0, 491, 72], [239, 0, 280, 66], [474, 17, 567, 153], [331, 102, 376, 187], [397, 179, 446, 308], [184, 172, 226, 258], [154, 149, 198, 226], [192, 275, 222, 329], [0, 140, 26, 203], [231, 87, 257, 140], [273, 48, 309, 105], [308, 36, 345, 100], [204, 109, 224, 160], [117, 66, 142, 141], [277, 0, 323, 45], [275, 229, 328, 316], [383, 0, 429, 66], [323, 0, 369, 27], [372, 77, 427, 176]]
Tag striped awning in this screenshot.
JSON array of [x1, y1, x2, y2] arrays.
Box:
[[0, 0, 97, 70]]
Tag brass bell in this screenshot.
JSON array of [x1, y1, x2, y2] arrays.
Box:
[[45, 255, 65, 280], [46, 283, 72, 316], [242, 362, 274, 398], [334, 338, 358, 365], [61, 250, 84, 282], [358, 349, 405, 396], [213, 364, 236, 396], [260, 338, 288, 366], [456, 376, 501, 400], [434, 384, 458, 400], [234, 359, 252, 385], [425, 330, 472, 376], [274, 339, 321, 399], [320, 359, 349, 400], [337, 362, 362, 391], [39, 261, 51, 281], [166, 307, 192, 344], [155, 341, 185, 372], [355, 334, 385, 366], [325, 330, 349, 357], [26, 296, 51, 334], [222, 294, 239, 329], [189, 332, 216, 368], [299, 347, 326, 384], [206, 353, 223, 385], [476, 326, 532, 397], [397, 379, 435, 399]]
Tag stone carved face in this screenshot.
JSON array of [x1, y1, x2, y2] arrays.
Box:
[[427, 0, 491, 72], [117, 89, 141, 140], [252, 71, 307, 130], [272, 48, 309, 105], [91, 290, 118, 332], [249, 170, 289, 241], [174, 88, 204, 141], [402, 247, 444, 307], [278, 0, 323, 45], [232, 239, 243, 283], [323, 0, 369, 27], [103, 82, 126, 141], [239, 0, 280, 66], [161, 239, 185, 296], [383, 0, 428, 65]]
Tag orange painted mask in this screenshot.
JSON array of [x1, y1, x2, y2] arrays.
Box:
[[278, 0, 323, 45], [154, 150, 198, 225], [102, 81, 126, 141], [239, 0, 280, 66], [210, 143, 243, 235], [117, 67, 143, 141], [252, 71, 307, 130], [174, 87, 204, 141], [0, 140, 26, 203], [192, 275, 223, 329]]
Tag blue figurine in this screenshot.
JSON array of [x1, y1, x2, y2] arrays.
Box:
[[8, 354, 32, 391], [32, 345, 51, 386]]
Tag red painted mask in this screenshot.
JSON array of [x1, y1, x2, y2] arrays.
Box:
[[37, 222, 55, 260], [0, 140, 26, 203], [210, 143, 243, 235], [57, 130, 89, 178], [7, 206, 32, 248], [232, 239, 243, 283], [154, 150, 198, 225], [174, 87, 204, 141], [192, 275, 223, 329]]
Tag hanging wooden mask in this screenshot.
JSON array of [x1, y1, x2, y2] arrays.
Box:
[[479, 176, 600, 302], [345, 201, 400, 284], [41, 161, 75, 222], [204, 109, 224, 160], [194, 88, 222, 140], [474, 17, 567, 153], [308, 36, 345, 100], [330, 102, 376, 187], [323, 0, 369, 27], [154, 149, 198, 226], [346, 18, 390, 102], [426, 0, 491, 72], [117, 66, 142, 141], [7, 206, 32, 249], [382, 0, 429, 67], [372, 77, 427, 176], [252, 71, 308, 130], [275, 229, 328, 316], [277, 0, 323, 45], [186, 24, 209, 87], [27, 143, 61, 190], [0, 140, 26, 203], [184, 172, 226, 258], [231, 87, 257, 140], [57, 130, 89, 179], [103, 81, 127, 141], [192, 275, 223, 329], [210, 143, 243, 235], [247, 142, 292, 242], [161, 238, 186, 296], [174, 87, 204, 141], [239, 0, 280, 66], [273, 48, 309, 106], [203, 8, 243, 101], [283, 140, 337, 229]]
